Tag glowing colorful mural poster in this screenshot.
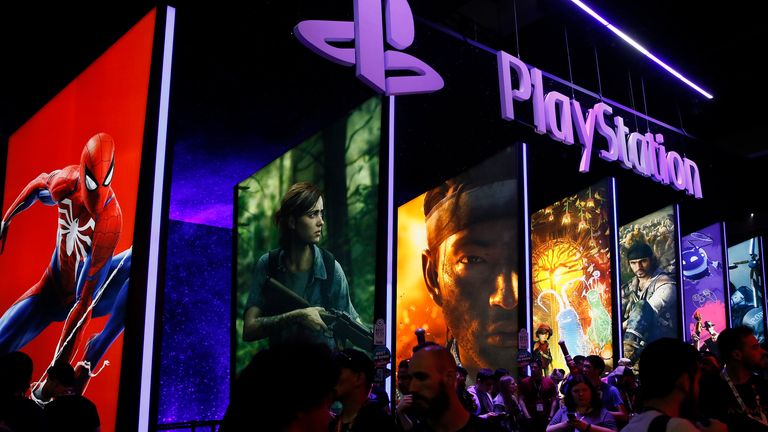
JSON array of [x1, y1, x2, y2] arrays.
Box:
[[681, 223, 727, 352], [727, 237, 766, 343], [531, 179, 614, 374], [396, 146, 520, 381], [619, 205, 679, 364]]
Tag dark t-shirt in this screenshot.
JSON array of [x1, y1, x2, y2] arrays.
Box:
[[44, 394, 100, 432], [519, 377, 557, 420], [0, 395, 45, 432], [411, 415, 506, 432], [700, 373, 768, 431], [329, 401, 396, 432]]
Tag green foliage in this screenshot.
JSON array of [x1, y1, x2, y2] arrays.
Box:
[[234, 97, 381, 373]]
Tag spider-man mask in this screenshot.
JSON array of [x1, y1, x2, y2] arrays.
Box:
[[80, 133, 115, 215]]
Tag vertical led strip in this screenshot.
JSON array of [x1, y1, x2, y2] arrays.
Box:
[[385, 95, 395, 392], [760, 237, 768, 332], [610, 178, 623, 357], [722, 222, 732, 328], [139, 6, 175, 432], [521, 142, 532, 339], [674, 205, 685, 340], [568, 0, 713, 99]]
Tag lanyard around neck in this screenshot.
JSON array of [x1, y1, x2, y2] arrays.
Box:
[[722, 366, 768, 426]]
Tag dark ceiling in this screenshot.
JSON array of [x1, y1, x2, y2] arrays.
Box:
[[0, 1, 764, 232]]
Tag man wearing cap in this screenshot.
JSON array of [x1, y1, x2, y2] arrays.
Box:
[[620, 242, 677, 363], [421, 147, 519, 378], [331, 348, 396, 432]]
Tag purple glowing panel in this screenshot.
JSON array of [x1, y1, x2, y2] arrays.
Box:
[[567, 0, 713, 99], [157, 220, 231, 424], [727, 237, 766, 343], [294, 0, 443, 95], [681, 223, 727, 351]]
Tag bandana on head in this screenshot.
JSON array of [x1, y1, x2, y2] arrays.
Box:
[[425, 179, 517, 250]]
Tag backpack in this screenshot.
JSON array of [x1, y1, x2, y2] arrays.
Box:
[[648, 414, 670, 432]]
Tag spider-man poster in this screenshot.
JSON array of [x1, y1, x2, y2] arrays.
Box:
[[0, 10, 155, 431], [681, 223, 727, 352]]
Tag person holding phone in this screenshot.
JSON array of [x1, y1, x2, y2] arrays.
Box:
[[546, 375, 617, 432]]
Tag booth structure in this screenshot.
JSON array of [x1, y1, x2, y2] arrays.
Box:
[[0, 2, 765, 431]]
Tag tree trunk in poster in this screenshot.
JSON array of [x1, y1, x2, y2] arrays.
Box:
[[323, 120, 352, 287]]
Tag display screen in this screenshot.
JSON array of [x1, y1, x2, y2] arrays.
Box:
[[531, 179, 615, 373], [0, 10, 156, 432], [396, 145, 520, 380], [727, 237, 766, 343], [618, 205, 680, 364], [234, 98, 380, 373], [680, 223, 727, 352]]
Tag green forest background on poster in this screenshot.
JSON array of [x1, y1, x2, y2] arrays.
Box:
[[235, 98, 380, 373]]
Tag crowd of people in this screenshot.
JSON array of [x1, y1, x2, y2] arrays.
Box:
[[0, 352, 100, 432], [219, 325, 767, 432], [3, 324, 768, 431]]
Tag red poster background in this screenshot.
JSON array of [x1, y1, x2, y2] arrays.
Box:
[[0, 10, 155, 431]]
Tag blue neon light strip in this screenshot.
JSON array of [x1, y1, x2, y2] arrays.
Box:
[[385, 95, 395, 392], [610, 178, 623, 357], [568, 0, 713, 99], [139, 6, 175, 432], [522, 143, 532, 339]]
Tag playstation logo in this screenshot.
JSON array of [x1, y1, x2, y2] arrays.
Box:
[[294, 0, 444, 96]]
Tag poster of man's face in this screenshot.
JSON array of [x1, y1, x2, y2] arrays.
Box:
[[531, 179, 614, 372], [618, 205, 680, 363], [681, 223, 727, 351], [727, 237, 766, 343], [396, 146, 520, 378]]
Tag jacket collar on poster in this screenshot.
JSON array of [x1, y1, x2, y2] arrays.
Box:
[[276, 245, 329, 280]]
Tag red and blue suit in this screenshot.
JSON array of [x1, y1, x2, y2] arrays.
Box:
[[0, 133, 131, 390]]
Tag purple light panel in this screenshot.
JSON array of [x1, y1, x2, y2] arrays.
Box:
[[680, 223, 728, 350]]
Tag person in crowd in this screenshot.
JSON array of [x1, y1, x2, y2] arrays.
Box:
[[550, 369, 567, 404], [546, 375, 617, 432], [701, 326, 768, 430], [407, 344, 505, 431], [519, 359, 559, 431], [397, 358, 421, 431], [622, 338, 726, 432], [41, 361, 100, 432], [0, 351, 44, 432], [610, 366, 638, 419], [581, 355, 627, 424], [493, 375, 526, 431], [468, 368, 498, 419], [330, 348, 396, 432], [493, 368, 510, 398], [221, 343, 339, 432], [456, 365, 478, 414]]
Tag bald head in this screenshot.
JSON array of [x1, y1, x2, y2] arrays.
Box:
[[412, 345, 457, 375], [408, 346, 459, 415]]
